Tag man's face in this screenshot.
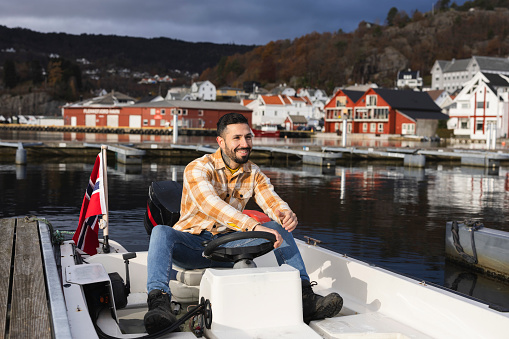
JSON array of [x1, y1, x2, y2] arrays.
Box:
[[217, 123, 253, 168]]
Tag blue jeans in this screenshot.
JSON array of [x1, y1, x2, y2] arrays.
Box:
[[146, 221, 310, 294]]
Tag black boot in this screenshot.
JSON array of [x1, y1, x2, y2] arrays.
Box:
[[302, 280, 343, 324], [144, 289, 178, 334]]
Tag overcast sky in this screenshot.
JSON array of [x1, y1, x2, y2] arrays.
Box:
[[1, 0, 468, 45]]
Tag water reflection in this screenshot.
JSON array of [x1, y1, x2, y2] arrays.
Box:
[[1, 155, 509, 307]]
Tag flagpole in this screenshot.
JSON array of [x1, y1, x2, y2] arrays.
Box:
[[101, 145, 110, 253]]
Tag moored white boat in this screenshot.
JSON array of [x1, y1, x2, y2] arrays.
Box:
[[48, 225, 509, 339]]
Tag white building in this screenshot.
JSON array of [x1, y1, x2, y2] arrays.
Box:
[[191, 80, 216, 101], [243, 95, 313, 127], [426, 89, 454, 114], [396, 70, 423, 90], [431, 56, 509, 93], [297, 88, 328, 120], [448, 72, 509, 140]]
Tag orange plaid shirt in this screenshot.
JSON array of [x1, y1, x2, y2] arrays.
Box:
[[173, 148, 292, 235]]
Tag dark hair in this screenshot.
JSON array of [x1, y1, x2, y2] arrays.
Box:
[[217, 113, 249, 137]]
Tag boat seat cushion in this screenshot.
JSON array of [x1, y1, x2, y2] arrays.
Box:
[[172, 266, 206, 286]]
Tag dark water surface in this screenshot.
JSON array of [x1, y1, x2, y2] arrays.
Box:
[[1, 135, 509, 309]]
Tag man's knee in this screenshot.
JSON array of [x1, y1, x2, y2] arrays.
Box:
[[151, 225, 177, 239]]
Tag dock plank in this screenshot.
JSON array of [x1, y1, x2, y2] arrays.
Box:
[[0, 218, 15, 337], [10, 218, 51, 338]]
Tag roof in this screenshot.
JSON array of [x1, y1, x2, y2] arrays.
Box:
[[373, 88, 441, 112], [438, 56, 509, 74], [136, 95, 164, 104], [261, 95, 284, 105], [69, 91, 136, 107], [482, 72, 509, 87], [474, 56, 509, 72], [444, 58, 471, 73], [397, 70, 419, 79], [287, 115, 308, 123], [341, 90, 364, 103], [131, 99, 251, 111], [426, 89, 445, 101], [397, 109, 449, 121]]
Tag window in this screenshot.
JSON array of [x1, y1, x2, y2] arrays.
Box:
[[183, 109, 188, 116], [370, 123, 376, 132], [378, 123, 384, 133], [477, 102, 484, 109], [336, 97, 347, 107], [150, 119, 155, 126], [476, 121, 483, 131], [178, 109, 182, 115], [150, 108, 156, 115], [161, 109, 166, 115], [363, 123, 368, 132], [198, 110, 204, 116], [143, 119, 148, 126], [367, 95, 377, 106], [460, 119, 469, 129]]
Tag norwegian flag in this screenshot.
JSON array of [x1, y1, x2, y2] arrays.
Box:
[[73, 152, 107, 255]]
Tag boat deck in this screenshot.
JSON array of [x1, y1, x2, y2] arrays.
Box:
[[0, 217, 69, 338]]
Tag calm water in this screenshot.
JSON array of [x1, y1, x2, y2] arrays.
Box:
[[1, 131, 509, 309]]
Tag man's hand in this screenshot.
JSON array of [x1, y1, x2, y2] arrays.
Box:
[[253, 224, 282, 248], [277, 209, 298, 232]]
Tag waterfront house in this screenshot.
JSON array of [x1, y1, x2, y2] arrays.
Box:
[[284, 115, 308, 130], [244, 94, 313, 128], [447, 72, 509, 140], [354, 88, 448, 136], [61, 91, 136, 127], [62, 91, 251, 130]]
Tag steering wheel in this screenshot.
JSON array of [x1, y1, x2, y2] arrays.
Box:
[[203, 231, 276, 264]]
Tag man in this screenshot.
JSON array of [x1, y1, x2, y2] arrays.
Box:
[[144, 113, 342, 334]]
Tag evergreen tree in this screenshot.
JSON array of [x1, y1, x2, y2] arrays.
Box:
[[3, 60, 18, 89]]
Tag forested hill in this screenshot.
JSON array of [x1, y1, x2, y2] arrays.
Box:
[[200, 4, 509, 94], [0, 25, 256, 74]]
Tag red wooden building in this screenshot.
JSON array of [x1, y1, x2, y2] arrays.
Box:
[[324, 88, 447, 137], [62, 92, 252, 130]]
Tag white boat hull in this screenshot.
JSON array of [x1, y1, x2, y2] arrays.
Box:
[[58, 239, 509, 338]]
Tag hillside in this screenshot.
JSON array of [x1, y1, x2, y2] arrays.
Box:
[[0, 26, 255, 74], [200, 6, 509, 94]]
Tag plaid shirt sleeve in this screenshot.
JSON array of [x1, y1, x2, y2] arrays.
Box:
[[251, 166, 291, 223]]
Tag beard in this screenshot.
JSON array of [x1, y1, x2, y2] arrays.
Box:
[[223, 145, 251, 165]]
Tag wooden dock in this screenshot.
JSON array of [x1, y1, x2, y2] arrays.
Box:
[[0, 217, 71, 338]]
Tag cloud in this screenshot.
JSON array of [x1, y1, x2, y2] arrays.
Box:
[[0, 0, 468, 45]]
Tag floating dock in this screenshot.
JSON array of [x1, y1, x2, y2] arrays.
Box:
[[0, 217, 71, 338], [1, 142, 509, 169]]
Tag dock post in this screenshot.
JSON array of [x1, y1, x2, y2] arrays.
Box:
[[404, 154, 426, 168], [173, 114, 178, 144], [15, 143, 27, 165], [341, 119, 347, 147]]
